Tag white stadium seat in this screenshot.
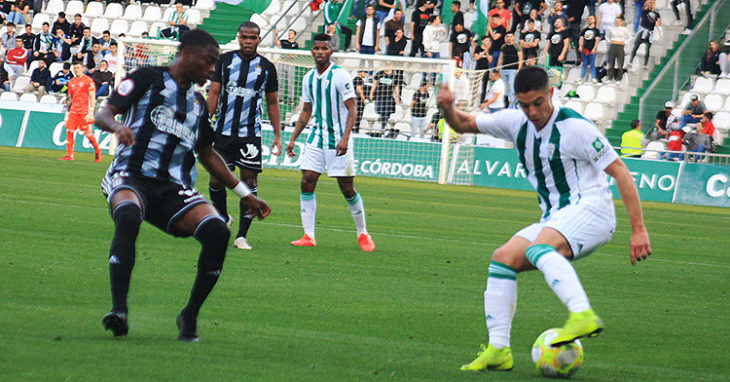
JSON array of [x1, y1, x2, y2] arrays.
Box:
[[110, 19, 129, 36], [560, 83, 575, 97], [84, 2, 105, 18], [564, 100, 585, 114], [363, 102, 379, 124], [44, 0, 64, 15], [692, 76, 714, 94], [128, 21, 149, 38], [249, 14, 269, 30], [162, 7, 175, 21], [27, 59, 39, 73], [400, 88, 415, 106], [283, 0, 301, 15], [149, 22, 166, 38], [583, 102, 605, 121], [32, 13, 51, 31], [0, 92, 18, 101], [104, 3, 124, 19], [91, 18, 110, 35], [642, 141, 666, 160], [704, 94, 724, 112], [49, 62, 64, 77], [678, 92, 694, 109], [195, 0, 215, 11], [122, 4, 143, 20], [575, 84, 595, 102], [261, 0, 280, 16], [723, 96, 730, 112], [714, 78, 730, 96], [595, 86, 618, 104], [19, 93, 37, 102], [713, 111, 730, 129], [143, 6, 162, 22], [12, 76, 30, 93], [565, 67, 582, 83], [65, 1, 85, 17], [39, 94, 58, 104], [186, 9, 201, 25], [290, 18, 306, 35]]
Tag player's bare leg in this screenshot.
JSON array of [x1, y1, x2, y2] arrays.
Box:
[[173, 203, 231, 342], [291, 170, 320, 246], [337, 176, 373, 251], [233, 168, 258, 250]]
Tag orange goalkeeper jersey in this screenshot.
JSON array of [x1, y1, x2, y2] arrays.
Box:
[[68, 75, 96, 115]]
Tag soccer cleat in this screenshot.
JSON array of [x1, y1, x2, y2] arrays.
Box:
[[290, 234, 316, 247], [58, 154, 74, 161], [94, 150, 102, 163], [550, 309, 604, 347], [225, 214, 233, 229], [460, 344, 514, 372], [102, 311, 129, 337], [176, 313, 199, 342], [233, 236, 252, 250], [358, 233, 375, 252]]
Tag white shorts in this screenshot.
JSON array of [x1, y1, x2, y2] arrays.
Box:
[[300, 142, 356, 177], [514, 199, 616, 260]]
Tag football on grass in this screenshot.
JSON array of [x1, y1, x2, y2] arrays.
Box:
[[531, 328, 584, 378]]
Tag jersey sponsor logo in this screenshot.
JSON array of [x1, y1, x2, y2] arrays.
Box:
[[240, 143, 259, 160], [254, 65, 262, 76], [547, 143, 555, 159], [117, 78, 134, 96], [345, 82, 351, 90], [150, 105, 196, 143], [178, 188, 204, 204], [591, 137, 609, 161], [225, 80, 257, 98]]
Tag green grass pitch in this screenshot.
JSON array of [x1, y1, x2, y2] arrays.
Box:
[[1, 147, 729, 381]]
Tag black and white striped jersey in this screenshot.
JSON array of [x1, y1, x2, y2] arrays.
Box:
[[211, 51, 278, 139], [104, 66, 215, 189]]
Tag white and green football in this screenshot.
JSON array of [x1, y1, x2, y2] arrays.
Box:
[[531, 328, 584, 378]]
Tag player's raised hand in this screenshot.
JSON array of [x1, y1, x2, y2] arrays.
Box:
[[114, 124, 135, 146], [437, 84, 455, 109], [271, 136, 282, 156], [629, 230, 651, 266], [286, 140, 297, 158], [242, 194, 271, 220]]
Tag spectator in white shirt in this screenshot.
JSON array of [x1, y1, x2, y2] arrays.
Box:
[[103, 41, 119, 74], [422, 15, 447, 59], [606, 16, 632, 84], [480, 70, 505, 112], [597, 0, 622, 38], [161, 2, 189, 40]]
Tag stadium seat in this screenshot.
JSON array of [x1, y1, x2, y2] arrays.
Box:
[[186, 9, 201, 25], [463, 12, 473, 30], [195, 0, 215, 11], [595, 86, 618, 104], [357, 119, 370, 132], [0, 92, 18, 101], [249, 14, 269, 31], [678, 92, 694, 109], [39, 94, 58, 104], [560, 83, 575, 97], [122, 4, 143, 20], [400, 88, 415, 106], [290, 18, 306, 35], [128, 21, 148, 38], [713, 112, 730, 129], [691, 76, 714, 94], [19, 93, 37, 102], [110, 19, 129, 36], [389, 105, 404, 123], [32, 13, 51, 31], [566, 67, 582, 83], [564, 100, 585, 114], [149, 22, 166, 38], [596, 40, 608, 55], [142, 6, 162, 22], [722, 96, 730, 112], [261, 0, 280, 16], [11, 76, 30, 93], [407, 73, 423, 90], [283, 0, 301, 15], [27, 59, 40, 73], [49, 62, 64, 77], [85, 1, 105, 18], [713, 79, 730, 96], [704, 94, 724, 112], [44, 0, 64, 15], [583, 102, 605, 121], [575, 84, 595, 101], [65, 1, 85, 17], [363, 103, 379, 125], [104, 3, 124, 19], [643, 141, 666, 160], [162, 7, 175, 21], [394, 122, 410, 136], [91, 18, 110, 36]]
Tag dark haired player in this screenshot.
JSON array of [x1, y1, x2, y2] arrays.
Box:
[[286, 33, 374, 251], [95, 29, 271, 342], [437, 66, 651, 371], [207, 21, 282, 251]]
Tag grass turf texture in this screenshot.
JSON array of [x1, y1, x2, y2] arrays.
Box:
[[1, 146, 729, 381]]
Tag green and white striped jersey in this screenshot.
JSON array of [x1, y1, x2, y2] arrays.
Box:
[[301, 62, 356, 149], [476, 107, 619, 220]]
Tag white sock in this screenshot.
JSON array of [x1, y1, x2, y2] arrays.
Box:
[[300, 192, 316, 238], [345, 192, 367, 236], [526, 244, 591, 313], [485, 261, 518, 349]]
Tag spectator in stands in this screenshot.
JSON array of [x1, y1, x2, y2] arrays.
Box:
[[5, 37, 27, 80], [31, 23, 54, 67], [629, 0, 660, 71], [326, 24, 340, 51], [386, 28, 408, 56], [50, 62, 72, 93], [564, 0, 584, 62], [480, 69, 506, 112], [7, 0, 29, 25], [422, 15, 446, 60], [0, 56, 9, 91], [450, 23, 472, 63], [273, 29, 300, 49], [52, 12, 72, 37], [514, 0, 547, 33], [680, 94, 706, 128], [606, 16, 631, 84], [474, 36, 493, 102], [698, 111, 715, 143], [104, 42, 119, 74], [384, 8, 405, 45], [410, 79, 430, 139], [161, 2, 190, 40], [702, 41, 722, 75], [24, 58, 50, 96], [597, 0, 621, 38], [21, 24, 35, 51], [369, 67, 401, 138], [410, 0, 435, 57], [69, 14, 85, 48], [90, 59, 113, 97], [488, 1, 511, 31], [648, 101, 677, 141], [356, 4, 379, 54], [683, 114, 713, 159], [52, 28, 72, 63], [353, 70, 371, 133], [670, 0, 693, 35], [525, 8, 543, 32], [578, 15, 600, 83], [520, 19, 541, 60], [662, 127, 685, 161], [547, 1, 569, 35], [376, 0, 397, 27], [0, 0, 11, 25], [620, 119, 644, 158], [99, 31, 116, 56], [543, 18, 570, 67], [486, 15, 505, 67], [1, 22, 17, 55], [450, 1, 465, 37], [324, 0, 353, 50], [452, 68, 470, 109], [497, 32, 522, 106], [73, 28, 96, 63]]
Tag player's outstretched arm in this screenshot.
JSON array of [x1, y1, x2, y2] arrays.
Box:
[[604, 158, 651, 265], [197, 144, 271, 220], [436, 85, 480, 134], [287, 102, 312, 158], [95, 104, 135, 146]]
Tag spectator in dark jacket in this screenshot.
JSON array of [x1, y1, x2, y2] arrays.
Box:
[[50, 62, 73, 93], [21, 24, 35, 50], [90, 60, 114, 97], [52, 28, 72, 62], [69, 14, 85, 47], [51, 12, 71, 36], [24, 58, 51, 96]]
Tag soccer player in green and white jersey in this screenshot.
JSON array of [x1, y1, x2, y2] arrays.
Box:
[[437, 66, 652, 372], [285, 33, 375, 252]]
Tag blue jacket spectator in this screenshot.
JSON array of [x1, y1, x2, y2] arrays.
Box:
[[50, 62, 73, 93]]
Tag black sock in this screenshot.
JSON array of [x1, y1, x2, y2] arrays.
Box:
[[109, 202, 142, 314], [182, 217, 230, 319], [237, 189, 257, 238], [209, 185, 228, 219]]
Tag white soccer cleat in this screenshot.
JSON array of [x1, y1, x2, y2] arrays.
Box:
[[225, 214, 233, 229], [233, 237, 252, 250]]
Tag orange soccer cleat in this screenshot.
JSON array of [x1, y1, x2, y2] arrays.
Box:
[[358, 233, 375, 252], [58, 154, 74, 161], [94, 150, 102, 163], [290, 234, 316, 247]]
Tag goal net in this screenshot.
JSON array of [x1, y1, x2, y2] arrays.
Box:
[[115, 37, 500, 185]]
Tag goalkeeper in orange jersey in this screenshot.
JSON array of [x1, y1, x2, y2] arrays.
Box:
[[60, 61, 102, 162]]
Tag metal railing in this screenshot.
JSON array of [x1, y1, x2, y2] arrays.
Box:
[[615, 146, 730, 165], [262, 0, 321, 47]]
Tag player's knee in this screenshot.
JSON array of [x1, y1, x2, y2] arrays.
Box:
[[243, 177, 257, 190], [491, 246, 523, 268], [112, 202, 142, 228], [300, 177, 316, 193]]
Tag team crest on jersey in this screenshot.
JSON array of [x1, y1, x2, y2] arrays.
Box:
[[255, 65, 262, 76], [547, 143, 556, 159], [240, 143, 259, 159]]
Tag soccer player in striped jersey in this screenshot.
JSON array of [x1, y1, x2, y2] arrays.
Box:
[[437, 66, 652, 372], [94, 29, 271, 342], [285, 33, 375, 252], [207, 21, 282, 251]]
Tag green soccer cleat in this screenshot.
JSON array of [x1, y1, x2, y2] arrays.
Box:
[[550, 309, 604, 347], [460, 344, 514, 372]]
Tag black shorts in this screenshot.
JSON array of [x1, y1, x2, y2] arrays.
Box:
[[213, 136, 263, 172], [101, 172, 208, 237]]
